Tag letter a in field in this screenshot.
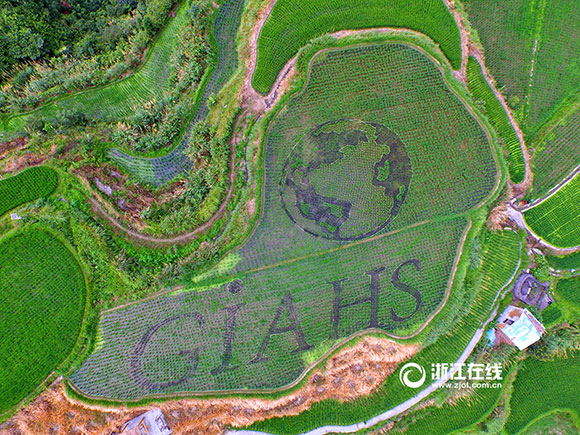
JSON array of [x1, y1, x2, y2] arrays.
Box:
[[250, 292, 312, 364]]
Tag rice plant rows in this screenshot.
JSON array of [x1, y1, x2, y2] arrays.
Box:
[[253, 0, 462, 94], [0, 228, 86, 415], [246, 230, 522, 433], [225, 42, 497, 273], [466, 57, 524, 184], [70, 218, 466, 399], [524, 173, 580, 248], [0, 166, 58, 216], [531, 106, 580, 199], [108, 0, 246, 185], [505, 353, 580, 434], [556, 278, 580, 308], [547, 251, 580, 271], [464, 0, 580, 136]]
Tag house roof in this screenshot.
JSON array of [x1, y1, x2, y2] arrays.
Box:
[[496, 305, 544, 350], [501, 311, 542, 350]]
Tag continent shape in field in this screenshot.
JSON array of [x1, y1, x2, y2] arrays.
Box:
[[280, 119, 411, 240]]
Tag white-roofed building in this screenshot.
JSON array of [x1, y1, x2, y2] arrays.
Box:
[[120, 408, 172, 435], [495, 305, 545, 350]]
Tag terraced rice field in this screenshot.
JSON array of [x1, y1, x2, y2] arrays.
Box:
[[467, 57, 524, 184], [464, 0, 580, 136], [253, 0, 462, 94], [70, 39, 502, 403], [71, 218, 466, 398], [108, 0, 246, 185], [505, 353, 580, 434], [531, 106, 580, 199], [0, 166, 58, 216], [0, 229, 86, 415], [524, 173, 580, 248]]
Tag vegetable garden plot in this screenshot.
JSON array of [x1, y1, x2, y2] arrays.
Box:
[[0, 166, 58, 216], [108, 0, 246, 185], [524, 173, 580, 248], [505, 353, 580, 434], [532, 107, 580, 199], [467, 57, 524, 184], [247, 230, 523, 434], [212, 42, 498, 275], [253, 0, 462, 94], [71, 217, 466, 399], [0, 229, 86, 415], [556, 278, 580, 308]]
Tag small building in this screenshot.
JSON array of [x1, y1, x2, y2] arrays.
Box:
[[495, 305, 545, 350], [10, 213, 22, 220], [120, 409, 172, 435], [513, 272, 553, 311]]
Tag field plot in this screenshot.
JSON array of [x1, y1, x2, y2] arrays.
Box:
[[466, 57, 524, 184], [0, 166, 58, 216], [1, 0, 189, 136], [247, 230, 522, 433], [531, 107, 580, 199], [505, 353, 580, 434], [464, 0, 580, 136], [524, 173, 580, 248], [108, 0, 246, 185], [71, 40, 501, 402], [223, 42, 498, 273], [253, 0, 462, 94], [71, 218, 466, 399], [0, 229, 86, 415], [556, 278, 580, 309]]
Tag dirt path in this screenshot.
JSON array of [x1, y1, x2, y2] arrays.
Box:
[[0, 337, 418, 435]]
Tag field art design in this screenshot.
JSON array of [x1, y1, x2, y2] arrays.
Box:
[[0, 166, 58, 216], [71, 217, 466, 398], [0, 229, 86, 416], [70, 40, 502, 400], [252, 0, 462, 93], [280, 119, 411, 240], [524, 172, 580, 248]]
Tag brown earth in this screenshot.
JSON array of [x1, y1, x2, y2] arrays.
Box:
[[0, 337, 418, 435]]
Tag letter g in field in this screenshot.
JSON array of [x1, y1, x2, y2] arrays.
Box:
[[399, 362, 426, 388]]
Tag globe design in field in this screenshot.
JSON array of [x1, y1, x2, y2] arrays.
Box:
[[280, 119, 412, 240]]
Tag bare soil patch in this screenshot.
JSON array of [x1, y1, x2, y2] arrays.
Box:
[[0, 337, 417, 435]]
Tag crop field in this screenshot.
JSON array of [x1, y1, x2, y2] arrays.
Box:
[[218, 41, 498, 273], [70, 39, 503, 400], [253, 0, 462, 94], [0, 229, 86, 415], [247, 230, 523, 433], [464, 0, 580, 136], [524, 173, 580, 248], [467, 57, 524, 184], [108, 0, 246, 185], [71, 217, 467, 398], [556, 278, 580, 308], [548, 251, 580, 271], [531, 106, 580, 199], [1, 1, 189, 136], [0, 166, 58, 216], [505, 353, 580, 434]]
